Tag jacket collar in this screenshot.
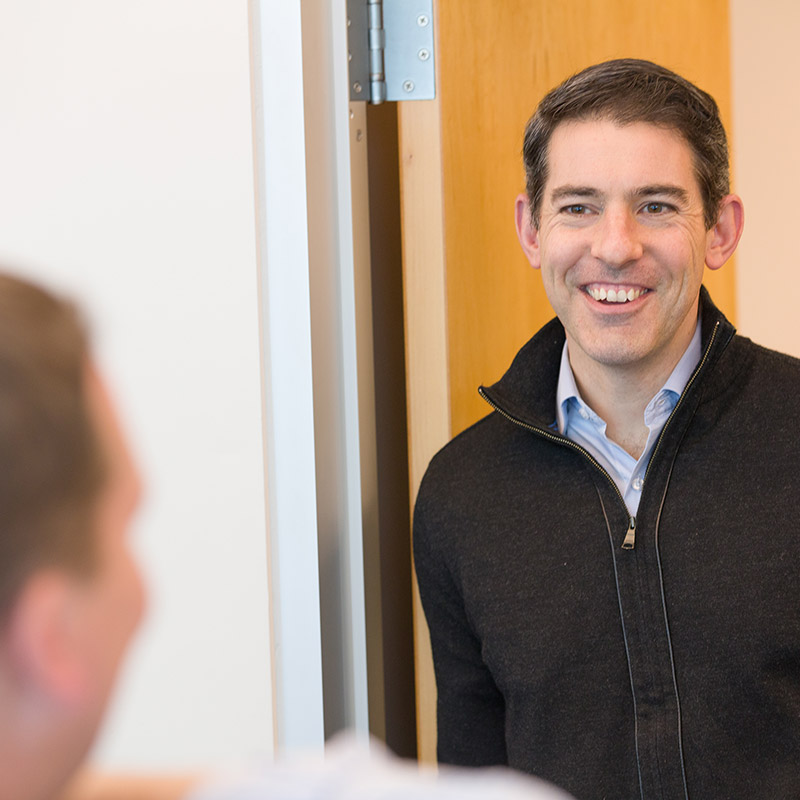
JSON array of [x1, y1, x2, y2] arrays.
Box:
[[478, 286, 736, 432]]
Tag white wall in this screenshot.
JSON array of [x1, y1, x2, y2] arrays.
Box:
[[0, 1, 273, 769], [731, 1, 800, 355]]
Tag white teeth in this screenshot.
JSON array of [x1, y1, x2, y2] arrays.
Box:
[[587, 286, 644, 303]]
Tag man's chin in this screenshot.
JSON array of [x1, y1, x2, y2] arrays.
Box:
[[567, 334, 656, 372]]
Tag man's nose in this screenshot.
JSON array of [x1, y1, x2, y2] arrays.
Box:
[[590, 208, 643, 267]]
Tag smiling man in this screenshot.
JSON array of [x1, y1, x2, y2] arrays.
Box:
[[414, 59, 800, 799]]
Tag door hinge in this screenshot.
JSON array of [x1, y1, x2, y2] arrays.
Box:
[[347, 0, 435, 104]]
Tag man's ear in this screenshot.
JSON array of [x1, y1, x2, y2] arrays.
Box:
[[705, 194, 744, 270], [515, 193, 542, 269], [6, 571, 89, 708]]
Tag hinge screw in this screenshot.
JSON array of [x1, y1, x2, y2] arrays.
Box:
[[353, 81, 363, 94], [418, 48, 430, 61], [417, 14, 429, 26], [402, 80, 415, 93]]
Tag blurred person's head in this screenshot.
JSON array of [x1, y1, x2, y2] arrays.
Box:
[[0, 272, 144, 800]]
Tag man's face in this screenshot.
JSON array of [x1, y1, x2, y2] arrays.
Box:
[[517, 119, 718, 381], [67, 366, 145, 754]]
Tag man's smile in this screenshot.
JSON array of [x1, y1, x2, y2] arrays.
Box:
[[583, 283, 651, 304]]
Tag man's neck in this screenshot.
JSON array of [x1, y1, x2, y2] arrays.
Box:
[[570, 364, 656, 459], [566, 326, 699, 460], [0, 685, 84, 800]]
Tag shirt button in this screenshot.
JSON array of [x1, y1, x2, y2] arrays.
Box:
[[632, 477, 644, 491], [656, 397, 666, 408], [579, 407, 590, 420]]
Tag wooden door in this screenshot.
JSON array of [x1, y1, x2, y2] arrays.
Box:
[[400, 0, 734, 762]]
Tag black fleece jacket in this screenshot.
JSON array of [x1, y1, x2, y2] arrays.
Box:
[[414, 288, 800, 800]]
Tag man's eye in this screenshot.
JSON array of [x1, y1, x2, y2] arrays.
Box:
[[563, 204, 589, 215], [644, 202, 669, 214]]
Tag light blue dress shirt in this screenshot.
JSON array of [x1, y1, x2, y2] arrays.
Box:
[[555, 320, 702, 516]]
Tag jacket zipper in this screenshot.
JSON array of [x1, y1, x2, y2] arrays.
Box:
[[477, 320, 721, 550], [622, 516, 636, 549]]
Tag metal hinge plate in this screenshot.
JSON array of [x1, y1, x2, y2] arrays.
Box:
[[347, 0, 435, 104]]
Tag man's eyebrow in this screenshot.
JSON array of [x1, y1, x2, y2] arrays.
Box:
[[549, 186, 600, 202], [633, 184, 690, 202]]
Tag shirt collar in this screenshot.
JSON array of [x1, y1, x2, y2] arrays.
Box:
[[556, 317, 703, 435], [555, 342, 581, 434], [661, 318, 702, 397]]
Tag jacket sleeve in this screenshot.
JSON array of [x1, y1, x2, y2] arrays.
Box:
[[413, 473, 508, 767]]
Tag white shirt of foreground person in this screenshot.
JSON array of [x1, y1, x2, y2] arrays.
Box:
[[187, 736, 574, 800]]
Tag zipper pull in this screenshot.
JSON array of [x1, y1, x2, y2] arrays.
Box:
[[622, 516, 636, 550]]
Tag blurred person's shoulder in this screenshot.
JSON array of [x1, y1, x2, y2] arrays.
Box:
[[186, 733, 574, 800]]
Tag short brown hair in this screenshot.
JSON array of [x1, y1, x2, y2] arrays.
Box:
[[522, 58, 729, 229], [0, 273, 106, 615]]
